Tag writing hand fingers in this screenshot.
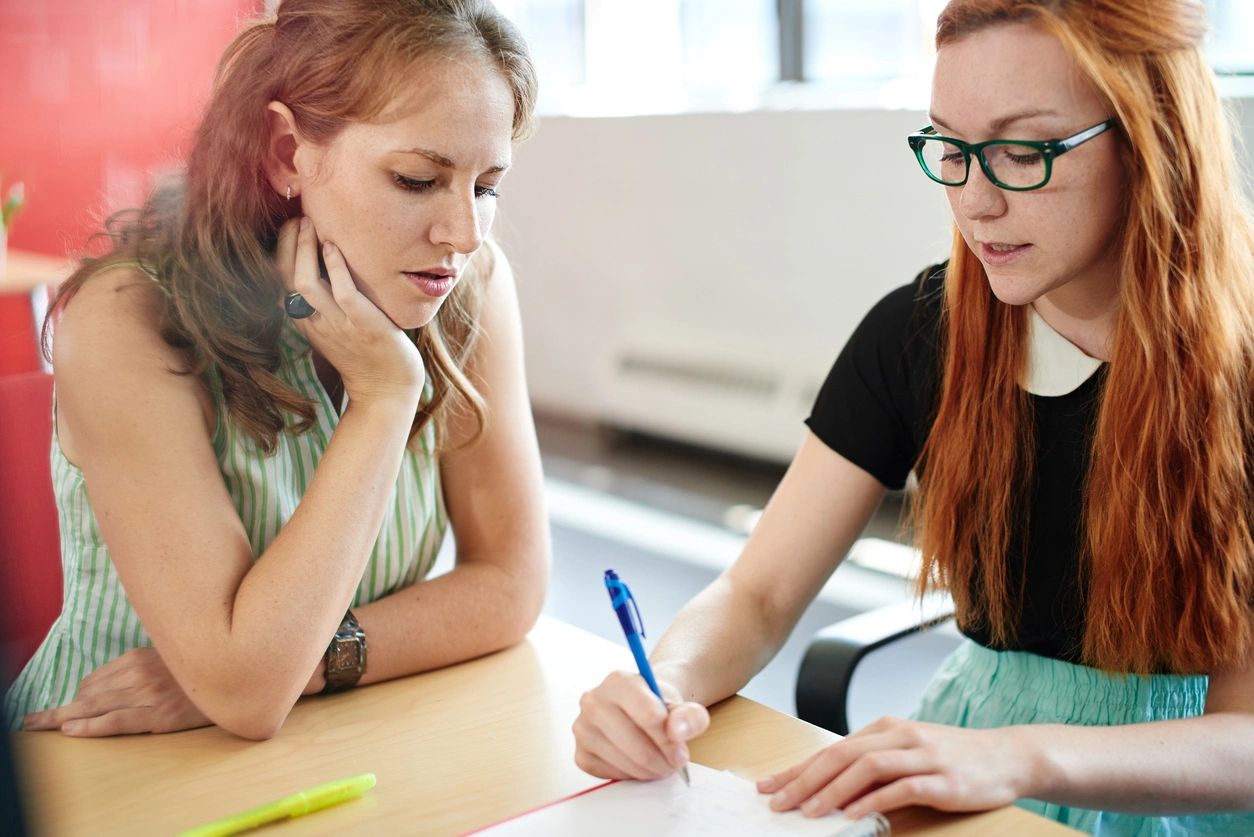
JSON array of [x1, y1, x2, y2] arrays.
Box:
[[573, 748, 635, 782], [663, 702, 709, 745], [605, 700, 679, 777], [575, 675, 680, 779], [572, 711, 669, 780], [612, 674, 684, 758]]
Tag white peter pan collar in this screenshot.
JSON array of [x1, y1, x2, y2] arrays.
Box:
[[1022, 306, 1104, 396]]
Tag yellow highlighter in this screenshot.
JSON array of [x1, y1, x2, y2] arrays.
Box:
[[179, 773, 377, 837]]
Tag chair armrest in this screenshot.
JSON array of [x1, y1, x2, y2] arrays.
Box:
[[795, 593, 954, 735]]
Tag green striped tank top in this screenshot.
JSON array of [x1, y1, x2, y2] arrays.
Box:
[[4, 321, 447, 727]]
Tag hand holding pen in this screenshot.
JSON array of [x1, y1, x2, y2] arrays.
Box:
[[571, 569, 711, 783]]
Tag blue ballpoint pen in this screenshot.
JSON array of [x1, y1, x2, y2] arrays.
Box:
[[604, 569, 691, 786]]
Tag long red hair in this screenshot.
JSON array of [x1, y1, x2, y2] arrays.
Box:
[[914, 0, 1254, 673]]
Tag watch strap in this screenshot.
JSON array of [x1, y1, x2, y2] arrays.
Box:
[[322, 609, 367, 694]]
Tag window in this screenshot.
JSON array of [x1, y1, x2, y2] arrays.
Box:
[[494, 0, 1254, 117], [1207, 0, 1254, 74], [802, 0, 933, 84], [680, 0, 777, 94], [495, 0, 777, 115], [490, 0, 586, 96]]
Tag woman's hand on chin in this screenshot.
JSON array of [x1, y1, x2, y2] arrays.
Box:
[[276, 216, 425, 409]]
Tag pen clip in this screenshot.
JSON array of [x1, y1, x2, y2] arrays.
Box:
[[607, 576, 647, 638], [626, 590, 645, 638]]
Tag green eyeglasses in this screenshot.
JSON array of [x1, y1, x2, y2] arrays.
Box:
[[907, 118, 1117, 191]]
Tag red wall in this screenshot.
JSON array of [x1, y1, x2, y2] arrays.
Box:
[[0, 0, 262, 258]]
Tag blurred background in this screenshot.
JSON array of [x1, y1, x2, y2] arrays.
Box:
[[1, 0, 1252, 724]]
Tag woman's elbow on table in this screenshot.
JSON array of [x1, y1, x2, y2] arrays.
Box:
[[190, 669, 308, 741], [204, 695, 293, 741], [480, 548, 550, 650], [506, 549, 551, 643]]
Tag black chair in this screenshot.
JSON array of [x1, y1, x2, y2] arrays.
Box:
[[795, 540, 954, 736]]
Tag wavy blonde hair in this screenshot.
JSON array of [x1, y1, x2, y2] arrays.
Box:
[[46, 0, 537, 452], [914, 0, 1254, 673]]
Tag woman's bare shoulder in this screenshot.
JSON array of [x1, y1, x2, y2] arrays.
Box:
[[53, 264, 182, 376], [52, 264, 215, 460]]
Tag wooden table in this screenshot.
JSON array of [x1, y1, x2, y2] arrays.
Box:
[[13, 617, 1075, 835]]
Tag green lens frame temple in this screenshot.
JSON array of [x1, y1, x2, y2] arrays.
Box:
[[906, 118, 1117, 191]]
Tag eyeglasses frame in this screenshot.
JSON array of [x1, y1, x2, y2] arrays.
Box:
[[906, 118, 1118, 191]]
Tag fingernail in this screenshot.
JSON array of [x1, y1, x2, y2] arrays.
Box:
[[674, 719, 690, 738], [844, 805, 863, 819], [771, 791, 788, 808], [757, 774, 775, 789], [323, 241, 334, 256], [300, 216, 310, 231], [802, 798, 822, 816], [61, 721, 82, 735]]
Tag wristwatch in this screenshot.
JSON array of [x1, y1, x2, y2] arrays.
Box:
[[322, 609, 367, 693]]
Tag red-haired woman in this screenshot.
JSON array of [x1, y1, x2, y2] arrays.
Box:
[[573, 1, 1254, 833], [5, 0, 549, 741]]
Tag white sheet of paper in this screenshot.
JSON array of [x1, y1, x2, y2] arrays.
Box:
[[479, 763, 888, 836]]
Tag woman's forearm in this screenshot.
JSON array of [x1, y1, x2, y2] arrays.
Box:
[[650, 574, 796, 708], [202, 396, 420, 726], [1017, 713, 1254, 813], [318, 551, 548, 689]]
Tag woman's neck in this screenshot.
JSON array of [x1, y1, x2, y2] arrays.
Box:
[[1032, 274, 1121, 362]]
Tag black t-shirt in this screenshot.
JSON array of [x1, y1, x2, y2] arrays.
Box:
[[806, 262, 1100, 662]]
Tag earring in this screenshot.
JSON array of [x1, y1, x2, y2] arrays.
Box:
[[286, 185, 292, 201]]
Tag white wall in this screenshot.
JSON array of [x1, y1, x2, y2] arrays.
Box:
[[498, 97, 1254, 463]]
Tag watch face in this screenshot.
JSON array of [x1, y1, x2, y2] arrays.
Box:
[[329, 640, 359, 671]]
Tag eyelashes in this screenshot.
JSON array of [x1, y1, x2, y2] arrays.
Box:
[[392, 173, 433, 192], [392, 173, 499, 199]]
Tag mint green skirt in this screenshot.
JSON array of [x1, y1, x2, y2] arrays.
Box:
[[913, 640, 1254, 836]]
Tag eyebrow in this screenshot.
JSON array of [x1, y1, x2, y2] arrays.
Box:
[[393, 147, 510, 175], [929, 108, 1061, 135]]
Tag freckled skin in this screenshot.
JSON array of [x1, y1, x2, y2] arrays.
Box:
[[932, 23, 1128, 354], [295, 56, 515, 330]]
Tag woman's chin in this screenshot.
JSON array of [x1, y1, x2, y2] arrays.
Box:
[[384, 301, 443, 331], [984, 272, 1044, 307]]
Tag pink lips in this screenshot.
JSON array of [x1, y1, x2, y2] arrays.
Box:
[[403, 270, 456, 298], [979, 242, 1033, 266]]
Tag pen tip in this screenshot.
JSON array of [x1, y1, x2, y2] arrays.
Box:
[[681, 766, 691, 786]]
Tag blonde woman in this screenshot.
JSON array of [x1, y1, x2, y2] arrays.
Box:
[[7, 0, 549, 740]]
